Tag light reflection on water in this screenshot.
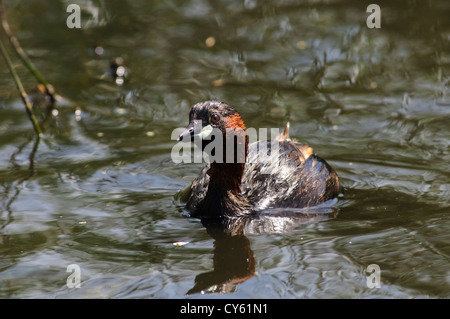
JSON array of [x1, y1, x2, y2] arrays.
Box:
[[1, 0, 450, 298]]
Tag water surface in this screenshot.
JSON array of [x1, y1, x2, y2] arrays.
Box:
[[0, 0, 449, 298]]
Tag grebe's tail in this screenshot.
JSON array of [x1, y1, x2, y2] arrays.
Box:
[[276, 121, 313, 160], [277, 121, 290, 141]]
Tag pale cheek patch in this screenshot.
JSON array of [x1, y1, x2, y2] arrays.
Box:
[[197, 125, 213, 139]]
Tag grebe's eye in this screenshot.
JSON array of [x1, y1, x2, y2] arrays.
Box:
[[210, 113, 220, 124]]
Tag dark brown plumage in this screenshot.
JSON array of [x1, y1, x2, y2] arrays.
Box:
[[177, 101, 340, 218]]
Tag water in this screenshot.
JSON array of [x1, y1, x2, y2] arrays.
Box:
[[0, 0, 449, 298]]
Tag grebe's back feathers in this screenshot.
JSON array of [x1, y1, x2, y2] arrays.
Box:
[[242, 140, 338, 210]]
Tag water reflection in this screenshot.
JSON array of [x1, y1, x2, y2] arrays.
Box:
[[0, 83, 59, 231], [0, 135, 40, 231], [187, 205, 338, 295], [187, 218, 255, 295]]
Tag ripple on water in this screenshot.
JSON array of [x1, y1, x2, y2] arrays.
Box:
[[1, 0, 450, 299]]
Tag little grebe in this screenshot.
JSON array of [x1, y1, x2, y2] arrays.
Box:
[[177, 101, 340, 217]]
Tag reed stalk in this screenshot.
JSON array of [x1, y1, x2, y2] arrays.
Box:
[[0, 0, 55, 101], [0, 38, 43, 136]]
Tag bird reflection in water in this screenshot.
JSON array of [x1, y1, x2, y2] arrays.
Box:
[[187, 217, 255, 295], [186, 204, 338, 295]]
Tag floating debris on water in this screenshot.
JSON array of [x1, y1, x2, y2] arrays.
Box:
[[173, 241, 190, 247], [205, 36, 216, 47]]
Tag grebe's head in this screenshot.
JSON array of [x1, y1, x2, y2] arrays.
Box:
[[177, 101, 246, 145]]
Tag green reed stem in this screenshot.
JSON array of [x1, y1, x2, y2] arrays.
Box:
[[0, 38, 43, 136], [0, 0, 55, 100]]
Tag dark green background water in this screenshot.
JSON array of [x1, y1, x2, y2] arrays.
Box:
[[0, 0, 449, 298]]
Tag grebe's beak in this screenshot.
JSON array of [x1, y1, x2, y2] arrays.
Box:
[[177, 122, 213, 142], [177, 122, 195, 142]]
